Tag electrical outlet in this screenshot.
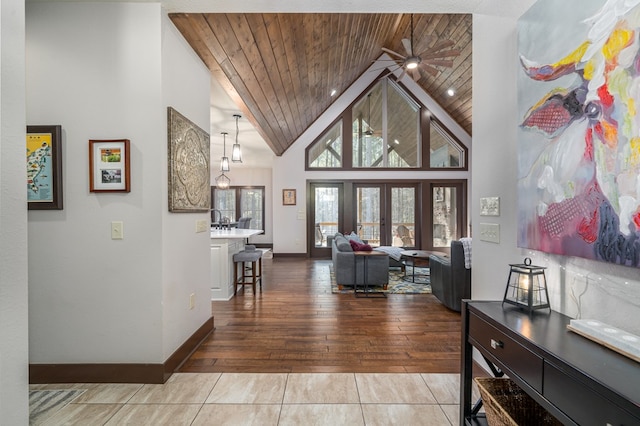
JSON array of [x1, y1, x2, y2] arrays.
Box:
[[195, 219, 208, 233], [479, 223, 500, 243], [189, 293, 195, 310], [111, 221, 124, 240]]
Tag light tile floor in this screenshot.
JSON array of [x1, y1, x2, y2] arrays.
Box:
[[31, 372, 481, 425]]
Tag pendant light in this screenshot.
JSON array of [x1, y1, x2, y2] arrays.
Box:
[[231, 114, 243, 163], [220, 132, 230, 172], [215, 173, 230, 189]]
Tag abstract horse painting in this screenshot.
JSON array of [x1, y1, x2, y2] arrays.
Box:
[[518, 0, 640, 267]]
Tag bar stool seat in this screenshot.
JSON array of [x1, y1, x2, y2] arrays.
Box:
[[232, 249, 262, 295]]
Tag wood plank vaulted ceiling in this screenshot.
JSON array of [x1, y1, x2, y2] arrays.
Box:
[[170, 13, 472, 157]]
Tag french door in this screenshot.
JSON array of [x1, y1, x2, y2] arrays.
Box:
[[308, 180, 466, 257], [309, 182, 343, 258], [354, 183, 418, 248]]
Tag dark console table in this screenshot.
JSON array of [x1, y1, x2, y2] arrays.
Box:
[[461, 300, 640, 425]]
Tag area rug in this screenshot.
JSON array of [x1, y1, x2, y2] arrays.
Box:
[[30, 389, 85, 425], [330, 266, 432, 294]]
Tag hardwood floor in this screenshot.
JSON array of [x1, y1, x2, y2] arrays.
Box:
[[179, 257, 462, 374]]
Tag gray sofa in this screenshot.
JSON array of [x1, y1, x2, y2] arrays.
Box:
[[331, 233, 389, 289], [428, 240, 471, 312]]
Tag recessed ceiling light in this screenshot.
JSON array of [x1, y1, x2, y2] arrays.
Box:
[[447, 88, 455, 97], [330, 89, 337, 97]]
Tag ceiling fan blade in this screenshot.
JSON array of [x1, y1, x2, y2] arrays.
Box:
[[381, 47, 406, 60], [401, 38, 413, 56], [396, 68, 407, 82], [423, 59, 455, 68], [411, 69, 421, 81], [420, 63, 440, 77], [419, 49, 461, 60], [424, 40, 456, 54]]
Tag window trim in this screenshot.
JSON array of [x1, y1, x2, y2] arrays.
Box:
[[211, 185, 266, 232], [426, 117, 468, 171], [306, 73, 467, 171]]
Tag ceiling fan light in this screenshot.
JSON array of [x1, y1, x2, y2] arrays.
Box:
[[405, 57, 420, 69]]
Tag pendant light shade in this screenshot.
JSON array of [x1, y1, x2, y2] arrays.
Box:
[[232, 114, 243, 163], [215, 172, 230, 189], [220, 132, 230, 172]]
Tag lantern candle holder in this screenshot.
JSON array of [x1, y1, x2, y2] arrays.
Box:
[[502, 257, 550, 313]]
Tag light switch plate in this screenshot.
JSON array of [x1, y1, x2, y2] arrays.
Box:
[[195, 219, 208, 233], [111, 221, 124, 240], [479, 222, 500, 243]]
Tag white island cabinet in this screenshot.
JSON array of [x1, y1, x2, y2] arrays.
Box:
[[210, 229, 263, 300]]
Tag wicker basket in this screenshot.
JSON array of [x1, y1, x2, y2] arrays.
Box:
[[474, 378, 562, 426]]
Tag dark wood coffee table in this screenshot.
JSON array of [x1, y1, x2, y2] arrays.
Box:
[[400, 250, 447, 284]]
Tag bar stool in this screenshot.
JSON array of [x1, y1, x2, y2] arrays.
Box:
[[232, 248, 262, 295]]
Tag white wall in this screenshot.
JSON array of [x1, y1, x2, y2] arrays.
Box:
[[472, 10, 640, 335], [27, 2, 211, 366], [160, 12, 212, 361], [272, 60, 472, 254], [0, 0, 29, 422]]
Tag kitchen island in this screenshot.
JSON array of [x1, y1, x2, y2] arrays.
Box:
[[210, 228, 263, 300]]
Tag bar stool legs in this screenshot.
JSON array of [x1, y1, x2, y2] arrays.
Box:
[[233, 253, 262, 295]]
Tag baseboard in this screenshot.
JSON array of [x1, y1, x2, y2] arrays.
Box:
[[29, 316, 214, 384], [273, 252, 307, 258], [163, 316, 214, 381]]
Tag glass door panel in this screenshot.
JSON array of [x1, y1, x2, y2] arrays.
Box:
[[433, 186, 458, 248], [391, 187, 416, 248], [356, 187, 381, 247], [310, 184, 342, 258]]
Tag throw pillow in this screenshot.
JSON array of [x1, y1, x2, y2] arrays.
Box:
[[349, 239, 372, 252], [345, 231, 364, 244]]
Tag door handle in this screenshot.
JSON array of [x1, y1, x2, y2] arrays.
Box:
[[490, 339, 503, 349]]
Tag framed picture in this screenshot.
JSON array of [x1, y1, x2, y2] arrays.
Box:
[[89, 139, 130, 192], [167, 107, 210, 212], [27, 125, 63, 210], [283, 189, 296, 205]]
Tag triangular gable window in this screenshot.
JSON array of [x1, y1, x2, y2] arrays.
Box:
[[306, 75, 466, 171]]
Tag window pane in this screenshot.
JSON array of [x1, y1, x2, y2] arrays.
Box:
[[391, 187, 416, 247], [240, 188, 263, 230], [387, 82, 419, 168], [314, 187, 339, 247], [308, 121, 342, 168], [352, 83, 383, 168], [433, 186, 457, 248], [430, 121, 464, 168], [356, 187, 381, 247], [213, 189, 236, 222]]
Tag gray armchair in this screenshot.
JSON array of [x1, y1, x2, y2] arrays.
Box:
[[429, 240, 471, 312]]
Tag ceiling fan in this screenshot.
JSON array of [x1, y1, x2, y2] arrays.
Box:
[[381, 14, 460, 80]]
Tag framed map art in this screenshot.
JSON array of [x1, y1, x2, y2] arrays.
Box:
[[27, 125, 63, 210]]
